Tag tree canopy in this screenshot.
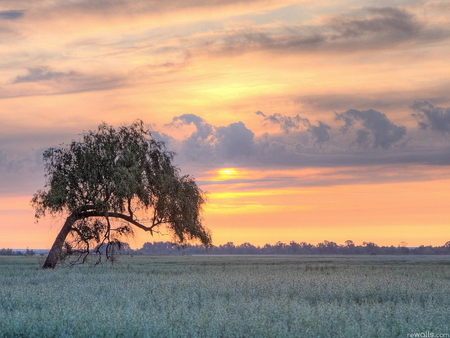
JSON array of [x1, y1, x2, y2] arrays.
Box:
[[32, 120, 211, 268]]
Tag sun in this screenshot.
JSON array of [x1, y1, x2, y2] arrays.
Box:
[[219, 168, 236, 175], [217, 168, 238, 180]]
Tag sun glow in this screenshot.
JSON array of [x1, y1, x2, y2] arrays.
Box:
[[215, 168, 239, 180], [219, 168, 236, 175]]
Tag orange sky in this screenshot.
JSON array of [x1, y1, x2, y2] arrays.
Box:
[[1, 0, 450, 249]]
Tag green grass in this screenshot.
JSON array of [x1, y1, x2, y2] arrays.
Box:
[[1, 255, 450, 337]]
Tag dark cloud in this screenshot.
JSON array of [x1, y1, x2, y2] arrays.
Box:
[[41, 0, 267, 19], [411, 101, 450, 134], [3, 66, 128, 98], [170, 110, 416, 172], [211, 5, 449, 56], [4, 104, 450, 195], [297, 82, 450, 117], [167, 114, 215, 163], [257, 111, 331, 144], [0, 150, 7, 166], [12, 67, 79, 84], [168, 114, 255, 163], [170, 114, 214, 140], [216, 122, 255, 160], [308, 121, 331, 144], [335, 109, 407, 149], [148, 130, 175, 147], [328, 7, 420, 44], [0, 10, 25, 20], [0, 148, 44, 195], [259, 112, 309, 134]]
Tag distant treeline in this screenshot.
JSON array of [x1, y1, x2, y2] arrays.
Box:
[[0, 248, 36, 256], [135, 240, 450, 255], [4, 240, 450, 256]]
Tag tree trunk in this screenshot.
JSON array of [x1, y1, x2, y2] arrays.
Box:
[[42, 213, 78, 269]]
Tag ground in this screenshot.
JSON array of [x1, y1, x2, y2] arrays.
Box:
[[0, 255, 449, 337]]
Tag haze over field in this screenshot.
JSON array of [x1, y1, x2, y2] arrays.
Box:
[[1, 0, 450, 248]]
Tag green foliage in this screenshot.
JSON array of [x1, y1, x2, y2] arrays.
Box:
[[0, 256, 450, 337], [31, 120, 211, 267]]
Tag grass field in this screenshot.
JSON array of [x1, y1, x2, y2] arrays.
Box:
[[1, 255, 450, 338]]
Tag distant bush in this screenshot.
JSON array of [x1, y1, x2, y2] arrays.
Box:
[[137, 240, 450, 255], [0, 248, 24, 256], [0, 248, 35, 256], [4, 240, 450, 257]]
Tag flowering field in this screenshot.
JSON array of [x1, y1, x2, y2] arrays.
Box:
[[1, 255, 449, 337]]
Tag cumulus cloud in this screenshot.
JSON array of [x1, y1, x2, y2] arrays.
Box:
[[257, 111, 309, 134], [216, 122, 255, 160], [4, 103, 450, 194], [411, 101, 450, 133], [335, 109, 407, 149], [166, 109, 422, 174], [148, 130, 175, 148], [308, 121, 331, 144], [170, 114, 214, 140], [168, 114, 256, 164], [167, 114, 215, 163], [257, 111, 331, 144]]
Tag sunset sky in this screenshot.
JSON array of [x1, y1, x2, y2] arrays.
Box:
[[1, 0, 450, 249]]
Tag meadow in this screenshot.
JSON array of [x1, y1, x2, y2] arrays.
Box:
[[0, 255, 450, 338]]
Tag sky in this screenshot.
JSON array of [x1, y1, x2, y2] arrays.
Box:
[[1, 0, 450, 249]]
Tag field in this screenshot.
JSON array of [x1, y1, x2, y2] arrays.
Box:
[[1, 255, 450, 338]]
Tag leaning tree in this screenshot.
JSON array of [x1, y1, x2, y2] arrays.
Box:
[[32, 120, 211, 269]]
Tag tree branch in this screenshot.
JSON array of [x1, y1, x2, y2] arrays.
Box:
[[127, 198, 133, 218], [76, 210, 157, 235]]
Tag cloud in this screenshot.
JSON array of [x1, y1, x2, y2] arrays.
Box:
[[170, 114, 214, 140], [25, 0, 280, 24], [148, 130, 175, 149], [257, 111, 331, 144], [168, 109, 419, 174], [328, 7, 421, 44], [411, 101, 450, 133], [0, 10, 25, 20], [12, 67, 79, 84], [167, 114, 215, 163], [258, 112, 309, 134], [93, 4, 431, 62], [4, 103, 450, 195], [335, 109, 407, 149], [3, 66, 128, 98], [168, 114, 255, 163], [308, 121, 331, 144], [0, 148, 44, 195], [0, 150, 7, 166], [216, 122, 255, 160], [206, 5, 450, 57]]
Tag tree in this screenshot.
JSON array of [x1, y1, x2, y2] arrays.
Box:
[[32, 121, 211, 269]]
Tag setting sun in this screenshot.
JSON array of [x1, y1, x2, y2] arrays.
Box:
[[218, 168, 237, 177]]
